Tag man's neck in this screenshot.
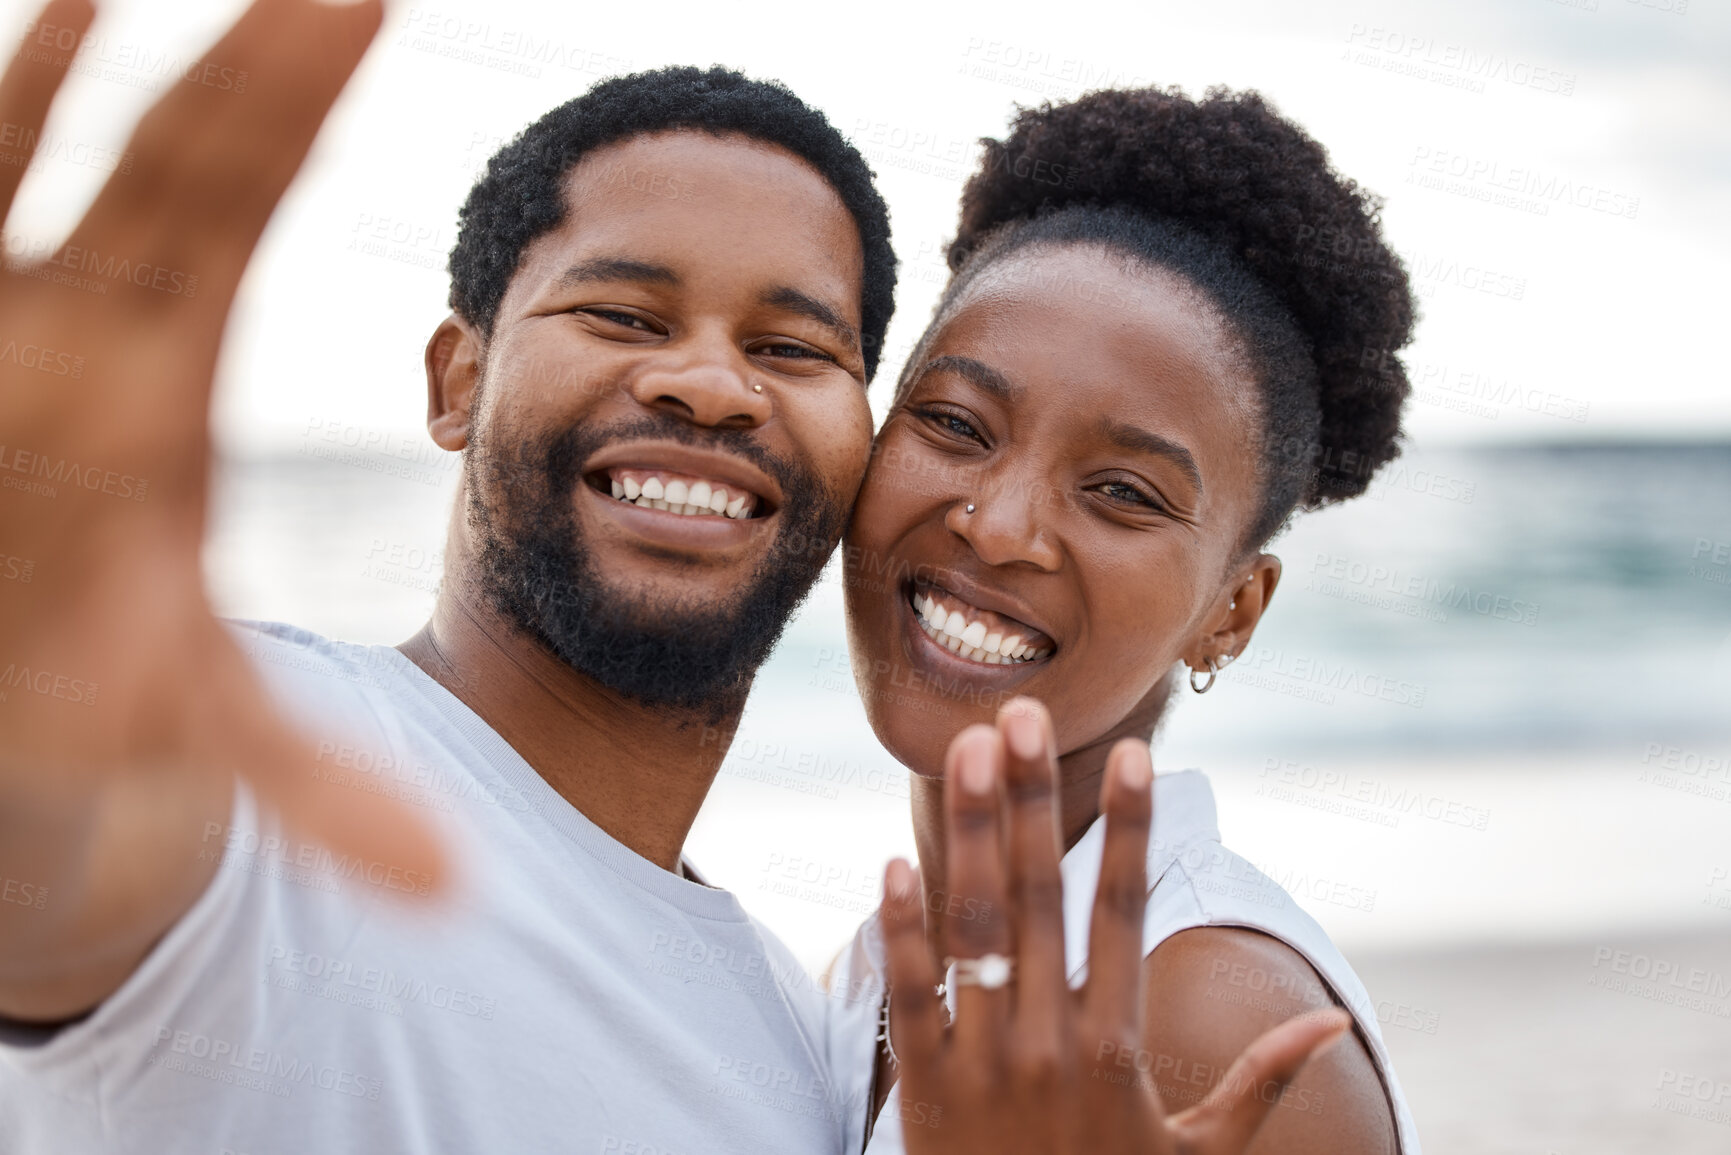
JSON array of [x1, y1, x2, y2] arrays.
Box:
[[398, 591, 742, 873]]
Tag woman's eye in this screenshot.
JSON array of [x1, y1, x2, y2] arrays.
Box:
[[918, 408, 983, 442]]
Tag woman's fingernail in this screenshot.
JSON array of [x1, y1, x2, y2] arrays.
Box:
[[886, 858, 915, 901], [1117, 752, 1151, 792], [1003, 709, 1042, 760], [960, 747, 994, 794]]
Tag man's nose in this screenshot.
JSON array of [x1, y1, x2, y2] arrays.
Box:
[[628, 335, 771, 429]]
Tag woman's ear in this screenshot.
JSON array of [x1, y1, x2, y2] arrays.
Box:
[[426, 314, 483, 451], [1183, 553, 1282, 673]]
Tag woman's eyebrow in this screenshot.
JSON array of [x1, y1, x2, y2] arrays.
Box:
[[918, 354, 1019, 401], [1098, 418, 1203, 495]]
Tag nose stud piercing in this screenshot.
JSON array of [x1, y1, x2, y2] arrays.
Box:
[[753, 384, 763, 393], [965, 503, 976, 514]]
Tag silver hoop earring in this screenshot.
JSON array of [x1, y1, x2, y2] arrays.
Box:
[[1189, 658, 1218, 694]]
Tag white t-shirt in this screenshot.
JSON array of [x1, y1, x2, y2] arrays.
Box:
[[825, 770, 1422, 1155], [0, 622, 850, 1155]]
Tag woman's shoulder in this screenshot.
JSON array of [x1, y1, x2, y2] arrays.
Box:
[[1139, 926, 1402, 1154], [1138, 773, 1375, 1015], [1127, 772, 1420, 1153]]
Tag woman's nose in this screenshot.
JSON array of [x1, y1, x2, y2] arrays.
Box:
[[942, 475, 1062, 572]]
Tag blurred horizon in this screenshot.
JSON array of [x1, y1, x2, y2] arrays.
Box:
[[204, 439, 1731, 966]]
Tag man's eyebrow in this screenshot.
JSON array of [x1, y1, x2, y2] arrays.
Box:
[[557, 257, 680, 289], [1099, 419, 1204, 495], [761, 286, 860, 352], [916, 355, 1019, 401]]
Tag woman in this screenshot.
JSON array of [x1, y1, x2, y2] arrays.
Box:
[[828, 86, 1420, 1153]]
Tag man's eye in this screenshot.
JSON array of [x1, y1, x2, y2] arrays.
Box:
[[1097, 481, 1154, 507], [758, 342, 833, 362], [582, 308, 653, 331]]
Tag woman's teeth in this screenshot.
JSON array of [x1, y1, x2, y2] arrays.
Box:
[[913, 591, 1051, 665], [607, 471, 754, 519]]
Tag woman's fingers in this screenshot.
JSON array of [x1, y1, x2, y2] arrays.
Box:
[[942, 724, 1013, 1050], [996, 698, 1069, 1041], [1169, 1008, 1353, 1154], [0, 0, 95, 228], [879, 858, 944, 1075], [1082, 739, 1153, 1028]]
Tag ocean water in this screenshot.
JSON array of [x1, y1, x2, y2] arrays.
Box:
[[206, 441, 1731, 965]]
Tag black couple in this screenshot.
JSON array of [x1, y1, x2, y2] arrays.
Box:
[[0, 1, 1419, 1152]]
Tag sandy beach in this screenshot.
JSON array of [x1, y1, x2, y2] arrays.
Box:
[[1354, 929, 1731, 1154]]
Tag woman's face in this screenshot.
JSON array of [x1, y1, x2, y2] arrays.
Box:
[[843, 244, 1276, 776]]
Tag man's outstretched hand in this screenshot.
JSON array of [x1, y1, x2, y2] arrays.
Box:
[[0, 0, 445, 956]]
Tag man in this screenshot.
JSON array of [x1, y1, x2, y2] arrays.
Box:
[[0, 0, 895, 1149]]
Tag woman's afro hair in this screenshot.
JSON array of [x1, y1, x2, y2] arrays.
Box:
[[942, 86, 1417, 543]]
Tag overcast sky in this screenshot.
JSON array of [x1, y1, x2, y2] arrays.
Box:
[[6, 0, 1726, 450]]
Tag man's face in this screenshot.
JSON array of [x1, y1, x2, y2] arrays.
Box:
[[451, 130, 873, 713]]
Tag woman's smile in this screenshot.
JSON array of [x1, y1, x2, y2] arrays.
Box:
[[906, 579, 1055, 666]]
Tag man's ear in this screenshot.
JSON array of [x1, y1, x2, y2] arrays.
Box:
[[426, 314, 483, 451]]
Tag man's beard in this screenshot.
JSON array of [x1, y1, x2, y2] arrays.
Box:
[[463, 412, 847, 718]]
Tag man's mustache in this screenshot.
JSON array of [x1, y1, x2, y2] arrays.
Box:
[[545, 412, 817, 512]]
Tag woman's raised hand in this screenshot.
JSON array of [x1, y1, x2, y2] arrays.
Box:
[[0, 1, 442, 887], [879, 698, 1349, 1154]]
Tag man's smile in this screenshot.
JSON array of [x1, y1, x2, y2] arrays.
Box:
[[580, 441, 783, 553], [601, 469, 761, 519]]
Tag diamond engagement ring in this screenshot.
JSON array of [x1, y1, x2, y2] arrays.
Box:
[[946, 952, 1015, 989]]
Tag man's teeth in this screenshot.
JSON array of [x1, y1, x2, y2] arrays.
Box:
[[608, 472, 754, 518], [913, 592, 1050, 665]]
